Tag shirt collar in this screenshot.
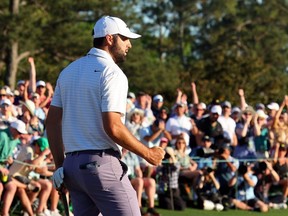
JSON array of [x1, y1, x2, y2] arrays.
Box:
[[87, 48, 115, 63]]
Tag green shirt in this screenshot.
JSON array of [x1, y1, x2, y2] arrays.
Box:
[[0, 130, 20, 164]]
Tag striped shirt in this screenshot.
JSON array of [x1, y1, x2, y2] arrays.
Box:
[[51, 48, 128, 153]]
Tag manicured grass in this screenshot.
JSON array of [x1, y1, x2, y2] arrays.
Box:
[[155, 207, 288, 216]]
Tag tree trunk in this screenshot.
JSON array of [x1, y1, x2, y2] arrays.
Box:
[[5, 0, 20, 89], [6, 41, 18, 89]]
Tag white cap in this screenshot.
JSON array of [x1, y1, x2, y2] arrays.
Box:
[[17, 80, 25, 86], [10, 120, 28, 134], [267, 102, 279, 111], [0, 99, 12, 106], [153, 94, 163, 102], [210, 105, 222, 115], [128, 92, 135, 99], [31, 92, 40, 99], [36, 80, 46, 88], [232, 107, 241, 113], [256, 110, 268, 119], [93, 16, 141, 39], [199, 102, 206, 110]]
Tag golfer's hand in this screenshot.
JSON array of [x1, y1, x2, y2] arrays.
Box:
[[52, 167, 64, 190], [146, 147, 165, 166]]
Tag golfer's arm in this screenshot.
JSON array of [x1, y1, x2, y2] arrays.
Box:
[[102, 112, 150, 159], [46, 105, 65, 169]]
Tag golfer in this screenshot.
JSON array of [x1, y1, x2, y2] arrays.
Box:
[[46, 16, 165, 216]]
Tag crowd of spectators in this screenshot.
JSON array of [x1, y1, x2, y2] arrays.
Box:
[[0, 58, 68, 216], [0, 57, 287, 216], [125, 82, 288, 214]]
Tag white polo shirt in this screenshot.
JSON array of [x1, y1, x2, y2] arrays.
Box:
[[51, 48, 128, 153]]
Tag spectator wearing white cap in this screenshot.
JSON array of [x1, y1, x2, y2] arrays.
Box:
[[196, 105, 224, 149], [0, 99, 17, 130], [0, 120, 28, 168], [218, 101, 238, 147], [231, 106, 241, 124], [14, 80, 26, 106], [35, 80, 54, 114], [189, 102, 206, 149], [266, 102, 280, 128], [254, 109, 270, 159]]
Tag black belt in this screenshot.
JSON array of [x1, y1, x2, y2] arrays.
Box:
[[66, 149, 120, 158]]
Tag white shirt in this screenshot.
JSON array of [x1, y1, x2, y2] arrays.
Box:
[[218, 115, 236, 142], [51, 48, 128, 153], [165, 115, 192, 147]]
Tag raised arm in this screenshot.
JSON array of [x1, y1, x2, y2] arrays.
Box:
[[191, 82, 199, 105], [28, 57, 36, 93]]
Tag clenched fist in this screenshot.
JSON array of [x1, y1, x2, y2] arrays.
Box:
[[145, 146, 165, 166]]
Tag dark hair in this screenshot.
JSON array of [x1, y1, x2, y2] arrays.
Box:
[[93, 34, 119, 48]]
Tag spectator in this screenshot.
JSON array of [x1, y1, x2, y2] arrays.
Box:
[[233, 106, 257, 160], [157, 140, 186, 211], [135, 92, 155, 127], [139, 119, 171, 177], [230, 162, 269, 212], [158, 106, 170, 122], [166, 102, 198, 153], [126, 91, 136, 114], [122, 148, 160, 216], [254, 109, 270, 159], [14, 80, 26, 106], [126, 108, 145, 140], [270, 95, 288, 151], [271, 143, 288, 205], [151, 94, 164, 119], [174, 137, 200, 190], [195, 165, 224, 211], [0, 99, 17, 130], [9, 137, 53, 216], [218, 101, 238, 147], [196, 105, 224, 149], [214, 143, 239, 196], [189, 103, 206, 149], [231, 106, 241, 124]]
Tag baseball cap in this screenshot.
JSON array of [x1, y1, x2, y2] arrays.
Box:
[[17, 80, 25, 86], [232, 106, 241, 114], [176, 102, 186, 107], [256, 103, 265, 110], [127, 92, 135, 99], [31, 92, 40, 99], [93, 16, 141, 39], [34, 137, 49, 151], [199, 102, 206, 110], [202, 135, 212, 142], [10, 120, 28, 134], [222, 101, 231, 108], [0, 99, 12, 106], [256, 110, 268, 119], [36, 80, 46, 88], [210, 105, 222, 115], [160, 137, 168, 143], [153, 94, 163, 102], [267, 102, 279, 111]]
